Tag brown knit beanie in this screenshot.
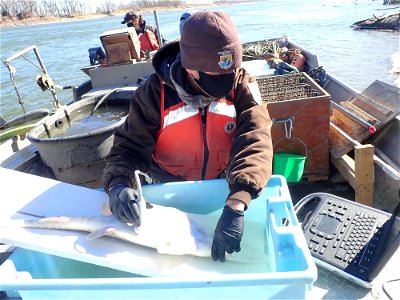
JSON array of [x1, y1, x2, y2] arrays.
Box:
[[180, 10, 242, 73]]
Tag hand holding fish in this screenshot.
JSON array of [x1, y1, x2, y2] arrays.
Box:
[[212, 205, 244, 262], [109, 184, 141, 226]]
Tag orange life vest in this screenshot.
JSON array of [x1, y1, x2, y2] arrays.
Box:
[[152, 81, 237, 180], [138, 30, 159, 57]]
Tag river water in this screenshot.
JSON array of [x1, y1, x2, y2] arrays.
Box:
[[1, 0, 399, 120]]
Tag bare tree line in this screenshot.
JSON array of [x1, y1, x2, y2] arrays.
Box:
[[96, 1, 185, 14], [96, 0, 256, 14], [0, 0, 185, 19], [1, 0, 89, 18]]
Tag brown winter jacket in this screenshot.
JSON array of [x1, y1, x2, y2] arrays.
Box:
[[102, 41, 273, 208]]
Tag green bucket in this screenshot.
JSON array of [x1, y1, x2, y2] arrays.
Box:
[[273, 153, 306, 183]]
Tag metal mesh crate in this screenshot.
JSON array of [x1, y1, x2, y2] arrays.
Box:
[[257, 73, 321, 103], [262, 72, 331, 182]]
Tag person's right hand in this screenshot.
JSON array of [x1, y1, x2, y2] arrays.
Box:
[[108, 184, 141, 226]]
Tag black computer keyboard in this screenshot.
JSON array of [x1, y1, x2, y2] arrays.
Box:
[[296, 193, 392, 281]]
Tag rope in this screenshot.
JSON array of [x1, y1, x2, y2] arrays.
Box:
[[242, 36, 289, 60], [243, 40, 279, 59], [20, 54, 43, 71], [4, 63, 26, 113]]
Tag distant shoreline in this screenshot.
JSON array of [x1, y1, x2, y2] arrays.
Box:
[[0, 5, 209, 28], [1, 13, 113, 28]]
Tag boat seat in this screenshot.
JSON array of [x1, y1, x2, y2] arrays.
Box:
[[0, 143, 38, 170]]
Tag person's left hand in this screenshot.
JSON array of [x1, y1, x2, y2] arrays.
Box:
[[211, 205, 244, 262]]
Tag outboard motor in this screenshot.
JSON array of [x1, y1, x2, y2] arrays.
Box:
[[88, 47, 106, 65]]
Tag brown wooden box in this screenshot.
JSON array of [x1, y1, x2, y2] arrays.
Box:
[[257, 73, 331, 182], [100, 28, 140, 65]]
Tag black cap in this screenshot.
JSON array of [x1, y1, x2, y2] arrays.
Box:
[[121, 11, 138, 24]]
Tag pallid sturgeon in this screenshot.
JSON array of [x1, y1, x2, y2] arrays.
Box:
[[2, 173, 267, 262], [6, 203, 213, 258]]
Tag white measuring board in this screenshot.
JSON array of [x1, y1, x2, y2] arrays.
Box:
[[0, 167, 275, 277]]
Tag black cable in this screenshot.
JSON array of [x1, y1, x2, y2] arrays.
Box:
[[382, 278, 400, 300], [380, 196, 400, 300]]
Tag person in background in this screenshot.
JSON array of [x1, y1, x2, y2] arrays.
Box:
[[179, 12, 191, 36], [103, 10, 273, 262], [121, 11, 160, 57]]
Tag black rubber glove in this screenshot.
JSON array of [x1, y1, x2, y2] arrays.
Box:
[[108, 184, 141, 226], [211, 205, 244, 262]]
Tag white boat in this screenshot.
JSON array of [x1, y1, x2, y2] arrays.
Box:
[[2, 36, 398, 206], [0, 35, 399, 299]]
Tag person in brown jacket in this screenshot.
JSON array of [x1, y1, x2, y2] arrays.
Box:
[[103, 10, 273, 262]]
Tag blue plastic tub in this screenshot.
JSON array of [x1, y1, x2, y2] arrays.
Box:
[[0, 175, 317, 299]]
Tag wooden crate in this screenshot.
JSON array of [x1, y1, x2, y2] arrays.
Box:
[[100, 28, 141, 65], [258, 73, 331, 182]]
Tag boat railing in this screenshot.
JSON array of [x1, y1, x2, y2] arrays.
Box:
[[2, 45, 61, 114]]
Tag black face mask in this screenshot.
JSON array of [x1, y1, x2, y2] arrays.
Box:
[[195, 71, 235, 98], [127, 23, 134, 27]]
